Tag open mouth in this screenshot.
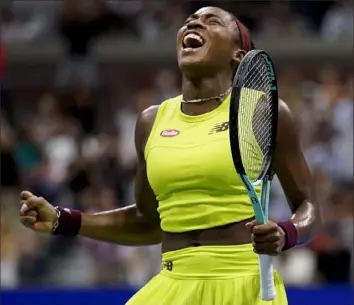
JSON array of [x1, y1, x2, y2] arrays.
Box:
[[182, 32, 205, 51]]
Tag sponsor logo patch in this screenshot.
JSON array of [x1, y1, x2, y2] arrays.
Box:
[[160, 129, 180, 137]]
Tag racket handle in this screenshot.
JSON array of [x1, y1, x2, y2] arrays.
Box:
[[259, 254, 276, 301]]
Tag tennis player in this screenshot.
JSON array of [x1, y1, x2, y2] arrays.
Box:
[[20, 7, 321, 305]]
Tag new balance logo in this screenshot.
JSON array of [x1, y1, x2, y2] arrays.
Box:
[[208, 121, 229, 134]]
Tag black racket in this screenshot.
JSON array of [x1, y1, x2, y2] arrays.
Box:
[[229, 49, 279, 301]]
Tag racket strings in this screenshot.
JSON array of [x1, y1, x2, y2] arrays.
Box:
[[238, 56, 275, 182]]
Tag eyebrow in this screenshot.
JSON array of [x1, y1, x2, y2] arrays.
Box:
[[186, 13, 223, 21]]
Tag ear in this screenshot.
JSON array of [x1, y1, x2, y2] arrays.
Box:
[[233, 49, 246, 64]]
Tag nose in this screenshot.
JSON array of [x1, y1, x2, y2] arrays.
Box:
[[186, 19, 205, 31]]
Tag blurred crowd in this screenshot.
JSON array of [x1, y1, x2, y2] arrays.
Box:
[[2, 0, 353, 45], [1, 0, 353, 289], [2, 0, 353, 47]]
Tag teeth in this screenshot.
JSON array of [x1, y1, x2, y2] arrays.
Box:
[[183, 33, 203, 46]]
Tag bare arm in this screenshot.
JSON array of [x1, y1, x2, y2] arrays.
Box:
[[79, 204, 162, 245], [20, 106, 162, 245], [79, 105, 162, 245], [274, 100, 322, 245]]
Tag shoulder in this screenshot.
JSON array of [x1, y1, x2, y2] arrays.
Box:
[[135, 105, 160, 154], [135, 95, 182, 153], [136, 95, 182, 130], [139, 105, 160, 128]]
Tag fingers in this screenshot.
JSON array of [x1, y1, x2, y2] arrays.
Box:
[[252, 233, 280, 243], [245, 220, 257, 230], [249, 221, 284, 255], [246, 221, 279, 235], [20, 191, 34, 214], [20, 216, 36, 227], [20, 198, 29, 214], [20, 210, 38, 228], [20, 191, 33, 200], [20, 192, 45, 214], [252, 223, 278, 236], [252, 240, 280, 254], [252, 232, 281, 254], [20, 201, 31, 214]]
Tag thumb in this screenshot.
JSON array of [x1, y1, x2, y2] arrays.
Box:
[[21, 196, 45, 213], [246, 220, 257, 230], [21, 191, 34, 200]]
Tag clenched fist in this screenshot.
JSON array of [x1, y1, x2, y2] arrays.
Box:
[[246, 220, 286, 255], [20, 191, 57, 233]]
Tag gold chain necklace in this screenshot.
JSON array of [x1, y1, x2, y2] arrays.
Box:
[[181, 87, 232, 104]]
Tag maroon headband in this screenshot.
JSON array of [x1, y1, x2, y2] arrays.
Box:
[[235, 18, 252, 52]]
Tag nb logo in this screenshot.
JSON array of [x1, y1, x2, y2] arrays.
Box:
[[208, 121, 229, 134], [162, 260, 173, 271]]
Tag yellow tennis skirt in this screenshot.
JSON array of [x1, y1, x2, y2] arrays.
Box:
[[126, 244, 287, 305]]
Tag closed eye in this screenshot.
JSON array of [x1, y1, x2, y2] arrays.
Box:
[[208, 18, 222, 25], [183, 14, 224, 26], [184, 18, 193, 25]]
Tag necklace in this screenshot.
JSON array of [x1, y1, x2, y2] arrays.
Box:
[[181, 86, 232, 104]]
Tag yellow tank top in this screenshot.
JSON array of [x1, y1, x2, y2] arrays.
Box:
[[145, 94, 256, 233]]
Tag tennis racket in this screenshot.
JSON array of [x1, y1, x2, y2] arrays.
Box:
[[229, 49, 278, 301]]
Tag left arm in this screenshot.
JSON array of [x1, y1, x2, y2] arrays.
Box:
[[249, 100, 323, 255], [274, 100, 322, 245]]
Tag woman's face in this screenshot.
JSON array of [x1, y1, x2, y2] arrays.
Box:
[[176, 7, 240, 77]]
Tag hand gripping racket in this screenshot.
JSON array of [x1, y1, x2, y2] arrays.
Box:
[[229, 50, 279, 301]]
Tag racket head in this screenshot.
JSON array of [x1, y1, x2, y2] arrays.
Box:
[[229, 50, 278, 183]]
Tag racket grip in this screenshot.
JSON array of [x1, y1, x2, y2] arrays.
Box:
[[259, 254, 276, 301]]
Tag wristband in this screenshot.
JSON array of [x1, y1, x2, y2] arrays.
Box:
[[277, 221, 298, 251], [52, 207, 82, 236]]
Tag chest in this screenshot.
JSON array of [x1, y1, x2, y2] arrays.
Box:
[[146, 118, 240, 195]]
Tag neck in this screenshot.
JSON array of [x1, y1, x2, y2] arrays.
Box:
[[182, 72, 232, 102]]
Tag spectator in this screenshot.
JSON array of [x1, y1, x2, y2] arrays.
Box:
[[0, 112, 21, 219], [31, 93, 63, 145], [321, 0, 354, 41], [1, 1, 51, 43], [258, 1, 313, 38], [0, 112, 20, 188], [331, 76, 353, 180]]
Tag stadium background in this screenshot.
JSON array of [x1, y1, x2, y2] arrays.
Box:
[[1, 1, 353, 304]]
